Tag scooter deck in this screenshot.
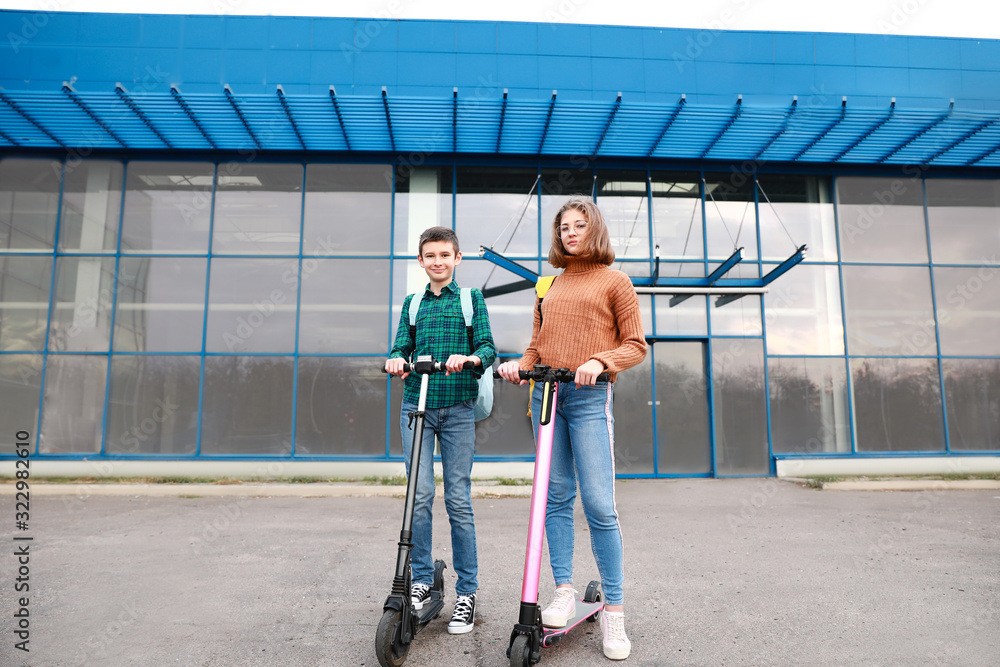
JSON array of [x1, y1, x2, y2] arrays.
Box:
[[540, 600, 603, 648]]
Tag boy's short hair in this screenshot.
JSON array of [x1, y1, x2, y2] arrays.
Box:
[[418, 226, 461, 256], [548, 196, 615, 269]]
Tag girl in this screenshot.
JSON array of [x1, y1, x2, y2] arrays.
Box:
[[497, 195, 646, 660]]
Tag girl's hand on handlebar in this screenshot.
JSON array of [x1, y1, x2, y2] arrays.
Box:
[[384, 357, 409, 380], [497, 360, 528, 385], [575, 359, 606, 387]]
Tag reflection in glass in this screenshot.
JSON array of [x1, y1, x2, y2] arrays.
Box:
[[611, 355, 654, 474], [851, 357, 944, 451], [303, 164, 392, 255], [120, 161, 213, 253], [650, 171, 703, 261], [757, 174, 836, 261], [712, 338, 768, 475], [474, 379, 537, 456], [654, 293, 707, 336], [711, 275, 762, 336], [0, 158, 61, 251], [450, 259, 535, 356], [212, 163, 303, 254], [0, 256, 52, 352], [842, 265, 935, 356], [200, 356, 293, 454], [39, 354, 107, 453], [49, 256, 116, 352], [943, 359, 1000, 451], [114, 257, 207, 352], [295, 357, 386, 455], [59, 160, 123, 253], [836, 176, 927, 263], [205, 258, 297, 353], [456, 167, 539, 256], [596, 170, 650, 264], [298, 258, 390, 353], [655, 342, 711, 474], [926, 179, 1000, 265], [541, 167, 594, 258], [704, 172, 757, 260], [764, 263, 844, 355], [393, 166, 453, 255], [105, 355, 200, 454], [769, 357, 850, 454], [933, 266, 1000, 355], [0, 354, 42, 449]]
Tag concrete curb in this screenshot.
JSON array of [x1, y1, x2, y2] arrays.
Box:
[[0, 482, 534, 498], [818, 479, 1000, 491]]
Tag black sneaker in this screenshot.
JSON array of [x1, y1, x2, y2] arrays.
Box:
[[448, 593, 476, 634], [411, 583, 431, 610]]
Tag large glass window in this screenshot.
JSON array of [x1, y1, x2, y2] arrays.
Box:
[[200, 356, 294, 455], [298, 258, 390, 353], [212, 163, 303, 255], [393, 166, 452, 256], [0, 256, 52, 352], [120, 161, 213, 253], [49, 256, 116, 352], [114, 257, 208, 352], [757, 174, 837, 262], [474, 380, 536, 456], [613, 355, 655, 474], [540, 167, 594, 260], [654, 293, 707, 337], [105, 355, 200, 454], [456, 167, 539, 257], [933, 266, 1000, 356], [303, 163, 392, 256], [650, 171, 703, 261], [39, 354, 108, 453], [942, 359, 1000, 451], [926, 179, 1000, 265], [711, 290, 762, 337], [712, 338, 769, 475], [449, 258, 535, 356], [704, 172, 757, 261], [842, 265, 936, 356], [596, 170, 650, 265], [205, 258, 298, 354], [0, 354, 42, 449], [851, 357, 944, 451], [769, 357, 850, 454], [0, 158, 61, 251], [295, 357, 386, 456], [764, 264, 844, 355], [59, 160, 123, 253], [655, 342, 711, 474], [836, 175, 927, 263]]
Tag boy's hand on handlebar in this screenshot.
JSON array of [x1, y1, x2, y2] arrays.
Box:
[[384, 357, 409, 379], [497, 360, 528, 385], [575, 359, 606, 387], [444, 354, 478, 375]]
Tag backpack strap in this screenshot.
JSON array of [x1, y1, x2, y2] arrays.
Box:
[[460, 287, 477, 362], [407, 290, 424, 342], [535, 276, 556, 329]]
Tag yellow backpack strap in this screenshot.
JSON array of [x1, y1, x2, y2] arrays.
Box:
[[535, 275, 556, 299]]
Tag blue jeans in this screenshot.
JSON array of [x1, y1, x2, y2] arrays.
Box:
[[400, 399, 478, 596], [531, 381, 624, 605]]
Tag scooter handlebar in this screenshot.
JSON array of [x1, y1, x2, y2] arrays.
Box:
[[492, 365, 610, 383], [382, 358, 477, 375]]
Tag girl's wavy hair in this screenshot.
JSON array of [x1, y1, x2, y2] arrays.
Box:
[[547, 196, 615, 269]]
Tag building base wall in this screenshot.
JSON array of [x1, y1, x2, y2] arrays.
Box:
[[776, 456, 1000, 478]]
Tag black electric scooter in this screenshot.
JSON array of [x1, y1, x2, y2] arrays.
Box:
[[499, 365, 610, 667], [375, 355, 476, 667]]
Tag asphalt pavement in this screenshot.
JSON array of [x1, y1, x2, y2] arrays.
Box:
[[2, 478, 998, 666]]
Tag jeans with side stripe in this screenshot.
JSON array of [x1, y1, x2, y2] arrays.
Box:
[[531, 380, 625, 606]]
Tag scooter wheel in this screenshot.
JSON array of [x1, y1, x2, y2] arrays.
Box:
[[375, 608, 409, 667], [509, 634, 530, 667]]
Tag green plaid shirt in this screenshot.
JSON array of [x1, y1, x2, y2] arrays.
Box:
[[389, 280, 497, 408]]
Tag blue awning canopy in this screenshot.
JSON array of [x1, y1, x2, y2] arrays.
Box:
[[1, 85, 998, 167]]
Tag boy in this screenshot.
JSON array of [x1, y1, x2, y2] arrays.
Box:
[[384, 226, 496, 634]]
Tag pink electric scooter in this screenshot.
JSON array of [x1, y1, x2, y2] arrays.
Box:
[[500, 365, 609, 667]]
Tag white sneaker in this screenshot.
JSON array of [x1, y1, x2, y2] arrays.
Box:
[[599, 610, 631, 660], [447, 593, 476, 634], [541, 587, 577, 628], [410, 583, 431, 610]]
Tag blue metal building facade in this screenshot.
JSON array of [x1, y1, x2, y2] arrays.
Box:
[[1, 10, 999, 476]]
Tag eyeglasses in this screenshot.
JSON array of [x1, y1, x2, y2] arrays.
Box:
[[559, 222, 588, 233]]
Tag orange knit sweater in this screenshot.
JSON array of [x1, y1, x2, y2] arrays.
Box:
[[519, 258, 647, 381]]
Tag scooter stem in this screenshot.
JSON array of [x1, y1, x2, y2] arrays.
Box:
[[395, 371, 431, 580], [520, 378, 558, 605]]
